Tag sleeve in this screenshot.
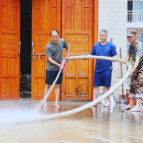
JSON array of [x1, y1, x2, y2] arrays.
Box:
[[90, 45, 96, 55], [136, 43, 143, 57], [111, 44, 117, 56], [63, 40, 69, 49], [127, 45, 132, 54], [45, 46, 52, 57]]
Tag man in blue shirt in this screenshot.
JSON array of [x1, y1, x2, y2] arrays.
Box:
[[90, 30, 117, 107]]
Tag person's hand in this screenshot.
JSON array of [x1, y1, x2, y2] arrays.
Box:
[[110, 55, 118, 62], [64, 56, 69, 61], [126, 62, 131, 67], [58, 64, 61, 68], [128, 70, 134, 77], [58, 64, 64, 72], [114, 55, 118, 59], [59, 61, 67, 72]]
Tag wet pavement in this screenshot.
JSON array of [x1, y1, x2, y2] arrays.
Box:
[[0, 100, 143, 143]]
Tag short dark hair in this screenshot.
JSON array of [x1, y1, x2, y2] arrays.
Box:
[[50, 30, 59, 36]]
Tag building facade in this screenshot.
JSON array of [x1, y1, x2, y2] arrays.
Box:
[[0, 0, 136, 101], [98, 0, 127, 100]]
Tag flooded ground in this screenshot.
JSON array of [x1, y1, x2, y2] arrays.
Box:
[[0, 100, 143, 143]]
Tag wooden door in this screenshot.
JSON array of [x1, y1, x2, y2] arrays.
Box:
[[61, 0, 94, 101], [32, 0, 61, 100], [0, 0, 20, 100]]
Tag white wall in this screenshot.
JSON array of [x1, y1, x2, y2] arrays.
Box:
[[98, 0, 127, 101]]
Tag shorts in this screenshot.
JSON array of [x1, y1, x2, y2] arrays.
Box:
[[45, 70, 63, 85], [129, 67, 143, 99], [94, 68, 112, 87]]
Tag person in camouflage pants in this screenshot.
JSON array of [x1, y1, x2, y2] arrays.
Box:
[[123, 30, 143, 112]]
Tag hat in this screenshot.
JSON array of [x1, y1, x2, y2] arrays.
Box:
[[127, 30, 137, 36]]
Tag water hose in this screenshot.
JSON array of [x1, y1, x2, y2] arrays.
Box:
[[1, 55, 131, 124]]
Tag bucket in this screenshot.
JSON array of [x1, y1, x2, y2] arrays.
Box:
[[126, 90, 136, 105]]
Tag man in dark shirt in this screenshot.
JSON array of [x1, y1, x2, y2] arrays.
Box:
[[44, 30, 70, 108], [123, 30, 143, 112]]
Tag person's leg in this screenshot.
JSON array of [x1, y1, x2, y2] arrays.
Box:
[[44, 70, 54, 108], [55, 84, 60, 108], [122, 70, 137, 110], [122, 81, 135, 110], [44, 84, 50, 94], [130, 69, 143, 112], [122, 98, 135, 110], [93, 71, 102, 99], [93, 86, 99, 100], [131, 98, 141, 112], [90, 86, 99, 107], [102, 68, 112, 107], [136, 98, 141, 109], [104, 86, 110, 106], [54, 72, 63, 108], [90, 70, 102, 107], [43, 84, 51, 108]]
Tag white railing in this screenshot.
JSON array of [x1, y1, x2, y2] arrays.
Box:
[[127, 10, 143, 23]]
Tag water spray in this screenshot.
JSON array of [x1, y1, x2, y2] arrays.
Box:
[[34, 59, 68, 112]]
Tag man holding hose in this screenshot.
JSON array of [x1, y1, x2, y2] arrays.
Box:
[[123, 30, 143, 112], [44, 30, 70, 108], [90, 29, 117, 107]]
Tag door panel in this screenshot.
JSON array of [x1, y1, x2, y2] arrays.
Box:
[[61, 0, 94, 101], [32, 0, 61, 100], [0, 0, 1, 97], [0, 0, 20, 100]]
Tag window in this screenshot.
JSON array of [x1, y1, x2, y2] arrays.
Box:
[[127, 0, 143, 22], [128, 1, 133, 11]]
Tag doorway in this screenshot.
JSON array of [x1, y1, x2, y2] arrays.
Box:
[[31, 0, 95, 101], [0, 0, 97, 101], [20, 0, 32, 98]]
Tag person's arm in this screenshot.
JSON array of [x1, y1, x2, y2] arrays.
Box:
[[63, 40, 70, 61], [128, 43, 143, 76], [128, 56, 141, 76], [113, 55, 118, 58], [47, 57, 61, 67], [64, 45, 70, 60], [125, 53, 131, 67], [125, 44, 133, 67], [110, 44, 118, 62], [109, 54, 118, 61]]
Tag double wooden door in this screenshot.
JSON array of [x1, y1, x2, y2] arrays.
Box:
[[32, 0, 94, 101], [0, 0, 96, 101]]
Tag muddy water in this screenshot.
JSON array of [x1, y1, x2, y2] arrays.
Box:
[[0, 101, 143, 143]]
